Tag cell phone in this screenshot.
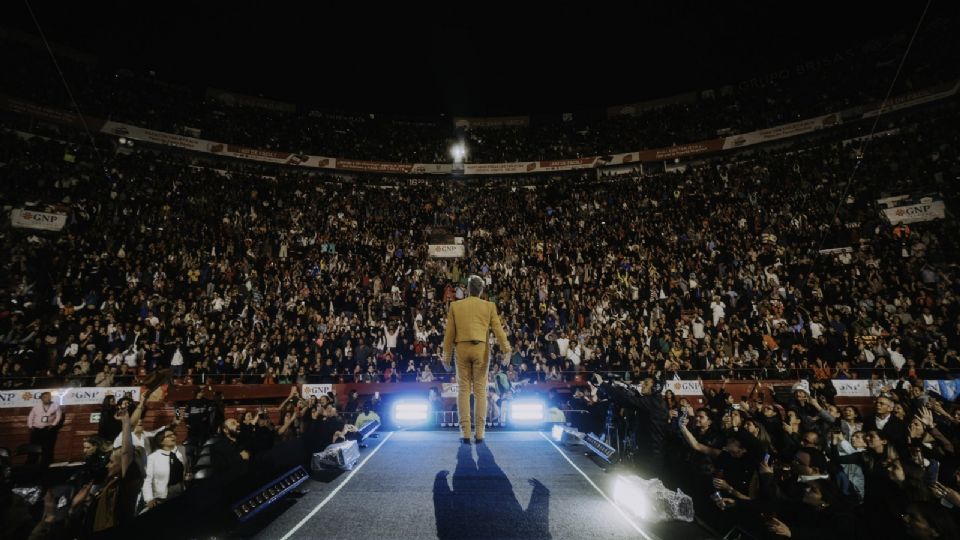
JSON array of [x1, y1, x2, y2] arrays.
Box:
[[174, 406, 181, 420], [375, 392, 380, 400], [763, 453, 770, 465]]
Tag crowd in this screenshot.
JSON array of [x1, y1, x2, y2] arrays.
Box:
[[3, 383, 377, 539], [0, 7, 957, 163], [596, 370, 960, 539], [0, 24, 959, 535], [1, 97, 959, 397]]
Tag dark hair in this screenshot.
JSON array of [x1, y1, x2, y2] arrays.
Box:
[[904, 501, 960, 538]]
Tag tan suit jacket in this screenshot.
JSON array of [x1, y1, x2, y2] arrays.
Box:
[[442, 296, 511, 364]]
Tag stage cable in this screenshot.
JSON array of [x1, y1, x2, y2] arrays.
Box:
[[24, 0, 110, 172], [817, 0, 933, 252]]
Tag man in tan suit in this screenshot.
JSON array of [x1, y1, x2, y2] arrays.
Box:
[[442, 275, 511, 444]]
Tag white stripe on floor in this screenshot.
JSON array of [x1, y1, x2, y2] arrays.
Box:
[[539, 431, 657, 540], [280, 431, 394, 540]]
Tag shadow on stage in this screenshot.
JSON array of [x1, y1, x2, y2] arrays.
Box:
[[433, 443, 551, 539]]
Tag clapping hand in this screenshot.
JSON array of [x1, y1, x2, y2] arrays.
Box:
[[931, 482, 960, 506], [766, 517, 791, 537]]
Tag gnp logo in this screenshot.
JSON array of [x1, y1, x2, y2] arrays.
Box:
[[895, 204, 932, 216]]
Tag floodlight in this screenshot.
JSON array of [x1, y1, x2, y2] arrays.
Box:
[[509, 399, 545, 423], [613, 475, 651, 520], [394, 399, 429, 424]]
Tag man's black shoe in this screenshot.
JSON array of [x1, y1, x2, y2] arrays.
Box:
[[474, 437, 484, 444], [461, 437, 472, 444]]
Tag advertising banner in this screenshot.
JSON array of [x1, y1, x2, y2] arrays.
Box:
[[662, 379, 704, 396], [0, 387, 141, 408], [428, 244, 466, 258], [831, 379, 875, 398], [300, 384, 334, 399], [880, 200, 946, 225], [10, 208, 68, 231]]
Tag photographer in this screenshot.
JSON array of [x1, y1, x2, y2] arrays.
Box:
[[604, 375, 669, 470]]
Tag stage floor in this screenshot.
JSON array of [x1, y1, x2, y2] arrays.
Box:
[[244, 431, 716, 540]]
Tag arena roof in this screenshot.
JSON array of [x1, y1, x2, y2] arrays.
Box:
[[5, 1, 942, 117]]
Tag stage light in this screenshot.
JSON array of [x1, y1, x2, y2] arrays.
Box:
[[583, 432, 617, 464], [394, 399, 429, 424], [551, 424, 581, 444], [118, 137, 127, 145], [312, 440, 361, 471], [611, 475, 696, 523], [509, 399, 545, 423], [449, 142, 467, 163], [231, 466, 309, 522], [613, 475, 651, 520]]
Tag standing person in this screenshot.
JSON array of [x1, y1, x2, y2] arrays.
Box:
[[442, 275, 511, 444], [184, 388, 213, 447], [142, 429, 189, 510], [26, 391, 62, 466]]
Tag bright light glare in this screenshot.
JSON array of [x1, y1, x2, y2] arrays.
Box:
[[449, 142, 467, 163], [510, 400, 544, 422], [613, 475, 651, 520], [394, 400, 429, 422]]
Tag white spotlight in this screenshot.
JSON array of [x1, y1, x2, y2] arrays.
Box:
[[613, 475, 651, 520], [118, 137, 127, 145], [394, 399, 429, 424], [509, 399, 544, 423]]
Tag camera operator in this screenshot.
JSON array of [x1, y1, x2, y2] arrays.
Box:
[[603, 375, 669, 471]]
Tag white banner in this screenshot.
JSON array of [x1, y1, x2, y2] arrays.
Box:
[[0, 386, 141, 408], [428, 244, 466, 258], [830, 379, 876, 398], [722, 113, 841, 150], [300, 384, 334, 399], [861, 80, 960, 118], [441, 383, 459, 398], [10, 208, 68, 231], [881, 201, 946, 225], [662, 379, 703, 396]]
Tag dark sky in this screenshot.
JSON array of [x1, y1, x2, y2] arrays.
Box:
[[6, 1, 931, 117]]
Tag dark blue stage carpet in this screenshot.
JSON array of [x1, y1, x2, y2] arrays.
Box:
[[245, 431, 716, 540]]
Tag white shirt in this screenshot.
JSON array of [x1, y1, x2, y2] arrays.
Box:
[[889, 349, 906, 370], [142, 446, 188, 502], [692, 318, 705, 340], [809, 321, 824, 339], [114, 426, 166, 454], [555, 337, 570, 357]]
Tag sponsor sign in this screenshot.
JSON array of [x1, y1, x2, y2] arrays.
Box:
[[861, 80, 960, 118], [453, 116, 529, 129], [831, 379, 874, 398], [0, 387, 141, 408], [662, 379, 703, 396], [881, 201, 945, 225], [300, 384, 334, 399], [639, 139, 726, 161], [441, 383, 459, 398], [11, 208, 68, 231], [721, 114, 840, 150], [428, 244, 466, 258]]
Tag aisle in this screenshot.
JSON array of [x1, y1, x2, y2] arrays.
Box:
[[252, 431, 657, 540]]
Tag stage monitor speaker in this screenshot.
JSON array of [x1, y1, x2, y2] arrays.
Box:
[[231, 466, 309, 522], [583, 432, 617, 464], [311, 440, 361, 471]]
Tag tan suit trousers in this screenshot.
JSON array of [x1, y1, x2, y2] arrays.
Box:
[[455, 341, 489, 438]]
